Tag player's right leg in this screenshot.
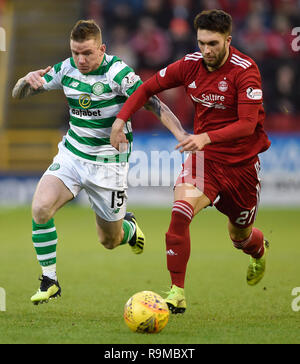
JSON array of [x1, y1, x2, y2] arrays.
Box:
[[31, 175, 74, 305], [164, 183, 211, 314]]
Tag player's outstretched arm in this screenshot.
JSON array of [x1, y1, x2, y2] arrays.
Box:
[[145, 96, 189, 142], [12, 66, 51, 99], [111, 72, 189, 150], [110, 96, 189, 151]]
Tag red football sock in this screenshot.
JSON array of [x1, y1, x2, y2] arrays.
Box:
[[231, 227, 264, 259], [165, 200, 194, 288]]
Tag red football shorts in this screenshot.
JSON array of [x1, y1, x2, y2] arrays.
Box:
[[175, 152, 261, 228]]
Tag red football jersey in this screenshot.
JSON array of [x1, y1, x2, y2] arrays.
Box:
[[154, 46, 271, 165]]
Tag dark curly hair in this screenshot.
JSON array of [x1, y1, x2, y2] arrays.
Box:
[[194, 9, 232, 35]]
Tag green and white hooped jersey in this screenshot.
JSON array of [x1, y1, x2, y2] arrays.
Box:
[[43, 54, 142, 164]]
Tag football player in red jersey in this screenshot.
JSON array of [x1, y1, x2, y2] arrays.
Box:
[[111, 9, 271, 314]]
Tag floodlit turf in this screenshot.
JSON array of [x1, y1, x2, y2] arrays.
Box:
[[0, 205, 299, 344]]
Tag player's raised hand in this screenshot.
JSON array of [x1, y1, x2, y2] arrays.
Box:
[[24, 66, 52, 90], [12, 66, 51, 99], [175, 132, 211, 153], [110, 118, 128, 151]]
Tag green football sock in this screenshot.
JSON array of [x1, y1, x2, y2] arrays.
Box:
[[120, 220, 136, 245], [32, 218, 57, 278]]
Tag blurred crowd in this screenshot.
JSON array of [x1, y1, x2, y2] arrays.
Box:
[[0, 0, 6, 25], [83, 0, 300, 132]]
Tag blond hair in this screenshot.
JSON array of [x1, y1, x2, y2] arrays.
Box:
[[70, 19, 102, 43]]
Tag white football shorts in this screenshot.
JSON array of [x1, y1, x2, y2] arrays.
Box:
[[43, 144, 129, 221]]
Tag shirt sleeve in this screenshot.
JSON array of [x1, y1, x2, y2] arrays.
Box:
[[207, 103, 260, 143], [117, 59, 185, 121], [236, 64, 263, 104], [117, 69, 143, 97], [42, 61, 64, 91], [109, 60, 143, 97], [154, 59, 185, 90]]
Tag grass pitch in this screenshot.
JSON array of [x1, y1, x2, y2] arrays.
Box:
[[0, 204, 299, 344]]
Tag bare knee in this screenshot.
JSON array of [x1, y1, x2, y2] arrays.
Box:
[[100, 236, 119, 250], [96, 216, 124, 250], [32, 200, 53, 224], [99, 230, 123, 250]]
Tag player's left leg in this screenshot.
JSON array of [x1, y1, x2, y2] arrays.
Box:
[[88, 185, 144, 254], [84, 160, 145, 254], [228, 222, 264, 258], [123, 212, 145, 254], [95, 214, 124, 249], [209, 157, 269, 285], [214, 157, 270, 285], [95, 212, 145, 254], [228, 221, 269, 285]]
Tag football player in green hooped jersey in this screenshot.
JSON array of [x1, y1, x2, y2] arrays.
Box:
[[12, 19, 188, 305]]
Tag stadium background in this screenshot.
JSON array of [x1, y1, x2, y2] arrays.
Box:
[[0, 0, 299, 206], [0, 0, 300, 345]]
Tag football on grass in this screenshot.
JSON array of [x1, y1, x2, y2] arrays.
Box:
[[124, 291, 169, 333]]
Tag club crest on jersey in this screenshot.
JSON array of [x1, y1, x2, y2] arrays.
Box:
[[218, 80, 228, 92], [79, 94, 92, 109], [49, 163, 60, 171], [92, 82, 104, 96]]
